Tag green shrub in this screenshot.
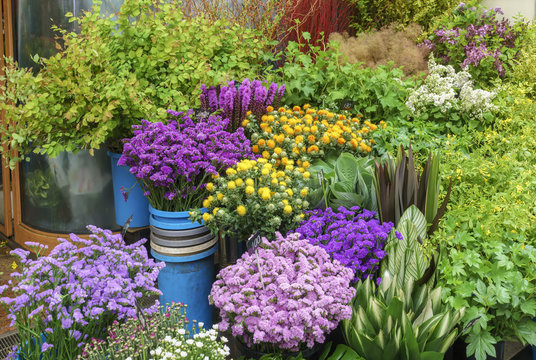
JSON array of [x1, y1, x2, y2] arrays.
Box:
[[267, 36, 415, 126], [0, 0, 269, 164], [431, 87, 536, 360], [342, 0, 459, 32]]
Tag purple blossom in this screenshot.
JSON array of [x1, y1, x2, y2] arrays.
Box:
[[211, 232, 355, 352], [119, 111, 254, 211], [0, 226, 164, 358], [199, 79, 286, 131], [291, 206, 393, 283], [42, 342, 54, 352]]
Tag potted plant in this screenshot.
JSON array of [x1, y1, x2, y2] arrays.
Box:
[[0, 226, 163, 360], [0, 0, 270, 228], [119, 109, 254, 326], [210, 232, 356, 359], [80, 302, 230, 360]]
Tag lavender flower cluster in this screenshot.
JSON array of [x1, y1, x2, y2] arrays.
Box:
[[420, 3, 523, 82], [210, 232, 355, 352], [292, 206, 394, 283], [200, 79, 285, 131], [0, 226, 164, 359], [119, 110, 253, 211]]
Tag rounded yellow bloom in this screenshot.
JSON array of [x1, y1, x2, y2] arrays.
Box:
[[245, 186, 255, 195], [311, 125, 318, 133], [202, 212, 211, 222], [266, 106, 274, 112], [262, 151, 270, 159], [284, 205, 293, 214], [272, 178, 279, 185], [293, 106, 301, 112], [274, 147, 283, 155], [303, 171, 310, 179], [286, 189, 294, 197], [235, 178, 244, 187], [213, 207, 220, 215], [237, 205, 247, 216], [278, 107, 286, 113], [260, 123, 269, 130], [227, 181, 236, 190], [217, 193, 224, 200], [261, 189, 271, 201], [202, 199, 211, 208], [252, 145, 259, 153], [302, 161, 310, 168], [322, 135, 330, 144], [242, 119, 249, 127], [337, 138, 346, 145], [267, 139, 276, 149], [308, 135, 316, 143], [206, 182, 214, 191], [245, 178, 254, 186], [303, 104, 311, 110], [258, 139, 266, 146], [261, 168, 270, 176], [257, 158, 267, 164], [226, 168, 236, 176], [300, 188, 308, 197]]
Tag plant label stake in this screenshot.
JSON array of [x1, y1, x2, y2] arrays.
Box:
[[247, 230, 265, 290], [134, 299, 147, 329], [121, 214, 134, 239], [317, 169, 324, 186], [339, 99, 354, 111]]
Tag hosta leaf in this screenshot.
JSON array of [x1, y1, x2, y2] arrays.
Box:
[[335, 152, 360, 184]]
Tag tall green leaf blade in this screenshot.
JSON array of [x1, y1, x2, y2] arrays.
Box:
[[424, 153, 440, 225]]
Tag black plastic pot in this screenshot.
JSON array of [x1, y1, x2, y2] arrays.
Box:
[[237, 340, 320, 360], [444, 338, 505, 360]]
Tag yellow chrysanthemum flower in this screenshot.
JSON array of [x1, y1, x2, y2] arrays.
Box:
[[245, 178, 254, 186], [237, 205, 247, 216], [284, 205, 293, 214], [202, 213, 211, 222], [228, 181, 236, 190], [245, 186, 255, 195], [206, 182, 214, 191], [235, 178, 244, 187]]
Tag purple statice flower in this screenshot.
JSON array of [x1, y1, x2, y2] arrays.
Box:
[[210, 232, 355, 352], [199, 79, 286, 131], [291, 206, 393, 283], [0, 226, 164, 358], [119, 110, 254, 211]]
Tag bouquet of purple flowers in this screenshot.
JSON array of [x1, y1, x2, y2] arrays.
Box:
[[210, 232, 355, 353], [292, 206, 395, 283], [200, 79, 285, 131], [119, 110, 254, 211], [0, 226, 164, 360]]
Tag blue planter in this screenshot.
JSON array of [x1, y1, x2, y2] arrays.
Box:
[[108, 152, 149, 228], [148, 205, 216, 330], [15, 333, 47, 359]]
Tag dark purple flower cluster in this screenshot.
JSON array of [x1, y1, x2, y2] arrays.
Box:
[[421, 4, 523, 82], [200, 79, 285, 132], [119, 110, 254, 211], [292, 206, 394, 283], [0, 226, 163, 359]]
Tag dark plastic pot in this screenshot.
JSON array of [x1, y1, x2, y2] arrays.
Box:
[[237, 340, 320, 360], [444, 338, 504, 360]]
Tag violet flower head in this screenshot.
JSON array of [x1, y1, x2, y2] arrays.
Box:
[[292, 206, 393, 283]]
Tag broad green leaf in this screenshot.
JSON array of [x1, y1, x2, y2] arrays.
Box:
[[466, 331, 497, 360]]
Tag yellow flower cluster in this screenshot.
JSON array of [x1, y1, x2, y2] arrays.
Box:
[[191, 157, 310, 242], [245, 105, 380, 168]]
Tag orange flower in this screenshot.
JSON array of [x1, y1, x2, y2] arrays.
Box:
[[265, 127, 272, 134], [260, 123, 269, 130], [295, 135, 304, 144], [337, 138, 346, 145], [308, 135, 316, 143], [352, 118, 360, 123], [262, 150, 270, 159], [303, 104, 311, 110], [267, 139, 276, 149], [294, 126, 302, 134], [338, 114, 346, 120], [292, 147, 300, 155], [278, 107, 286, 113], [350, 139, 358, 148], [275, 134, 285, 143], [292, 105, 301, 112], [252, 145, 259, 153], [266, 106, 274, 112], [370, 139, 375, 144], [311, 125, 318, 133], [258, 139, 266, 146], [359, 142, 368, 152], [322, 135, 330, 144], [307, 145, 319, 153], [241, 119, 249, 127], [274, 147, 283, 155], [285, 128, 295, 136], [302, 161, 310, 168]]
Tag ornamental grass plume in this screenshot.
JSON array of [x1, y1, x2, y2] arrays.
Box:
[[119, 109, 254, 211], [292, 206, 395, 283], [200, 79, 286, 132], [0, 226, 164, 360], [210, 232, 356, 353]]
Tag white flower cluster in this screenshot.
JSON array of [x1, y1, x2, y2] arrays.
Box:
[[406, 57, 496, 121], [148, 325, 230, 360]]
